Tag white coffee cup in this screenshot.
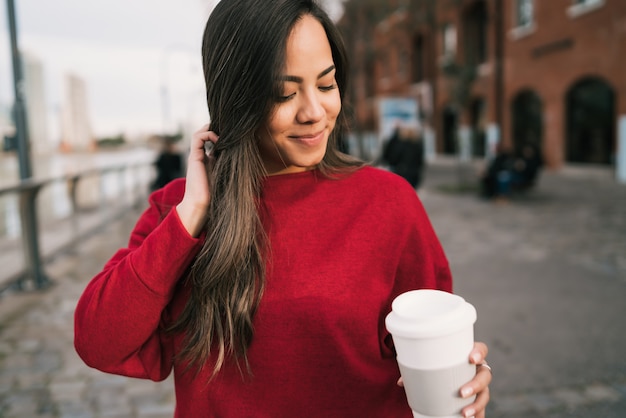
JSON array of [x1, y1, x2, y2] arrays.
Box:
[[385, 289, 477, 418]]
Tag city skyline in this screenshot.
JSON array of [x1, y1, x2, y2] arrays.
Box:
[[0, 0, 211, 141], [0, 0, 344, 144]]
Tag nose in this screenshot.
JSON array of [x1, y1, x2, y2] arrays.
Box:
[[296, 90, 324, 124]]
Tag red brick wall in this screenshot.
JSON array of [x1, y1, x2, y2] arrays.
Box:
[[343, 0, 625, 168], [502, 0, 626, 167]]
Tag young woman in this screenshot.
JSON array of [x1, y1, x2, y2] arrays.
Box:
[[74, 1, 492, 416]]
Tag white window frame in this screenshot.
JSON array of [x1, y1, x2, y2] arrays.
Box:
[[510, 0, 536, 40], [515, 0, 535, 28], [567, 0, 605, 18], [441, 23, 457, 61]]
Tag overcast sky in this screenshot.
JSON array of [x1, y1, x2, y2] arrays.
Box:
[[0, 0, 344, 141]]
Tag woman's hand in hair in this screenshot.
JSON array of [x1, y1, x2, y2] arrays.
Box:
[[176, 124, 219, 237]]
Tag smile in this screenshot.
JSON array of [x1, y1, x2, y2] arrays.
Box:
[[289, 130, 325, 147]]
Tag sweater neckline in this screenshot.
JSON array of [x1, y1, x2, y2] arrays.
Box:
[[262, 168, 320, 183]]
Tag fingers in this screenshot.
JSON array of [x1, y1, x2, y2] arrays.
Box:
[[189, 124, 219, 160], [459, 341, 492, 418], [460, 363, 492, 397], [469, 342, 488, 365], [194, 123, 211, 133], [192, 124, 218, 146], [176, 124, 217, 237], [461, 384, 490, 418]]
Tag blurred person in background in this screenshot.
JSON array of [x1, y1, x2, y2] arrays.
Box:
[[74, 0, 492, 416], [480, 142, 515, 201], [511, 144, 543, 191], [152, 139, 184, 190], [382, 122, 426, 190]]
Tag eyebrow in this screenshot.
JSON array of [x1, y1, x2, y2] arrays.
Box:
[[280, 65, 336, 83]]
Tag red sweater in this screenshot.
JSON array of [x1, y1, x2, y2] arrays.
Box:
[[74, 166, 452, 417]]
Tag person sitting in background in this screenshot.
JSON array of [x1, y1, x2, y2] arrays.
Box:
[[511, 144, 543, 191], [480, 142, 514, 200]]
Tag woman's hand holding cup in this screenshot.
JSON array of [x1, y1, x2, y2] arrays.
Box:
[[459, 342, 491, 418]]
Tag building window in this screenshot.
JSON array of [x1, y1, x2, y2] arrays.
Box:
[[463, 1, 488, 66], [381, 52, 390, 79], [516, 0, 534, 28], [398, 49, 409, 81], [442, 23, 457, 60], [366, 56, 375, 98], [412, 34, 426, 83], [567, 0, 604, 18], [510, 0, 536, 39]]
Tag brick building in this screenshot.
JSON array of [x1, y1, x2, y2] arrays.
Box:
[[338, 0, 626, 174]]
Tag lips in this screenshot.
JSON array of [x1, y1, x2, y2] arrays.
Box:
[[290, 130, 325, 147]]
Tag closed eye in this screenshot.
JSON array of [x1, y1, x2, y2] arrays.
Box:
[[319, 84, 337, 92], [277, 93, 296, 102]]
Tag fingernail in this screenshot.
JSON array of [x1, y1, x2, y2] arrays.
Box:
[[463, 408, 475, 418], [471, 352, 481, 363], [461, 387, 474, 398]]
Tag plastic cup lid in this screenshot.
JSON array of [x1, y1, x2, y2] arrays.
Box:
[[385, 289, 477, 339]]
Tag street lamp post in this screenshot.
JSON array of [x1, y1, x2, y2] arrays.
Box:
[[6, 0, 31, 179], [5, 0, 50, 290]]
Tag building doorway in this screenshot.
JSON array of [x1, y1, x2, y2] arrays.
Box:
[[565, 77, 615, 164], [512, 90, 543, 154], [442, 106, 458, 155], [469, 97, 486, 157]]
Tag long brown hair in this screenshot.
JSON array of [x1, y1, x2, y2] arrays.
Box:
[[168, 0, 364, 379]]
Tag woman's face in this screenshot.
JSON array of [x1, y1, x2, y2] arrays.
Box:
[[257, 14, 341, 175]]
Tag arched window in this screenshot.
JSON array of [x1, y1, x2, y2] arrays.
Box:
[[469, 97, 486, 157], [565, 77, 615, 164], [511, 89, 543, 155], [442, 105, 458, 155]]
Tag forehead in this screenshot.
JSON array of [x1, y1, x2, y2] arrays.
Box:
[[284, 15, 333, 70]]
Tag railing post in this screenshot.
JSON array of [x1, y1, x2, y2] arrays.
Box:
[[67, 174, 80, 243], [17, 184, 51, 290], [118, 166, 127, 207]]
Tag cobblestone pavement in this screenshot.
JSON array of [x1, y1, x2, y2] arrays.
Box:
[[0, 160, 625, 417], [421, 162, 626, 417], [0, 213, 176, 418]]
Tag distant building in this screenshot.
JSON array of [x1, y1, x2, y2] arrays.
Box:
[[0, 104, 15, 152], [60, 73, 95, 152], [339, 0, 626, 172], [22, 51, 51, 155], [503, 0, 624, 167]]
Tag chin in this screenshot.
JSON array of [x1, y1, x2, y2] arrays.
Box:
[[297, 152, 326, 168]]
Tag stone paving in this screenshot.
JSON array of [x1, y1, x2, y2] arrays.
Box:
[[0, 160, 625, 417], [0, 213, 176, 418], [421, 162, 626, 417]]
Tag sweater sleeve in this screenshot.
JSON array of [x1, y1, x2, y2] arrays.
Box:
[[74, 180, 203, 381], [379, 183, 453, 357], [394, 190, 453, 295]]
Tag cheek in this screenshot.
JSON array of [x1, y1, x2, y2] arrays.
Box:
[[267, 106, 294, 135], [327, 92, 342, 122]]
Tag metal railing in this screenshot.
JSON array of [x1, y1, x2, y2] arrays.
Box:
[[0, 161, 155, 293]]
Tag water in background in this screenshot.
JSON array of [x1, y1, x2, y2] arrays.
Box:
[[0, 148, 157, 239]]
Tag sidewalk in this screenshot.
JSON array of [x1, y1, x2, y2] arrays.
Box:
[[0, 203, 176, 418], [0, 160, 625, 417], [421, 161, 626, 417]]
